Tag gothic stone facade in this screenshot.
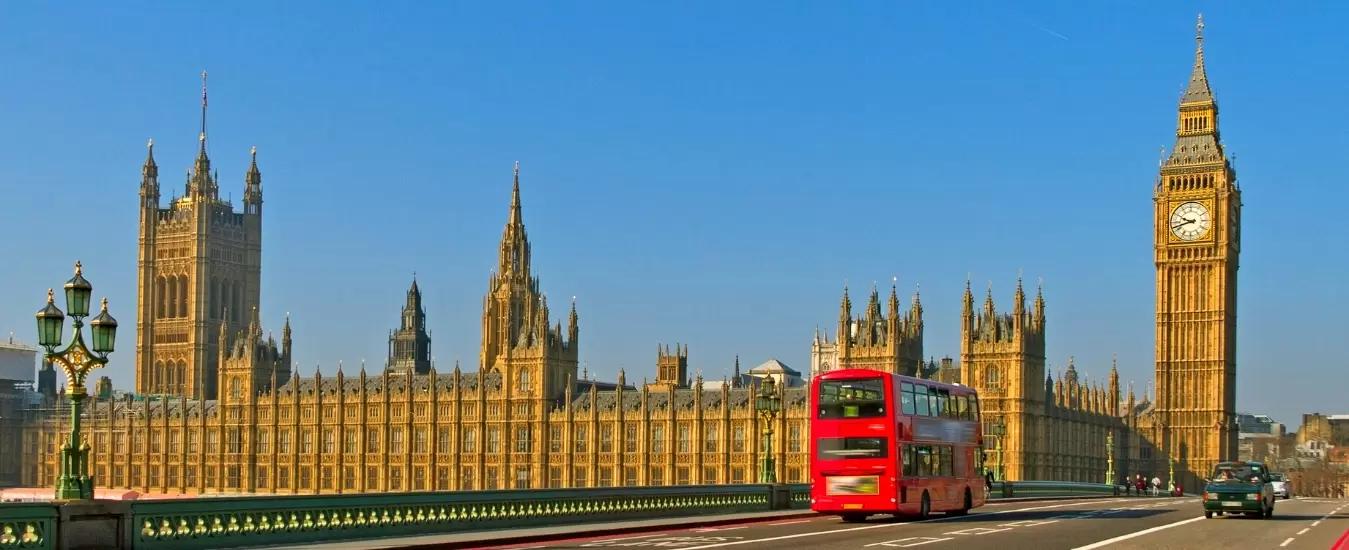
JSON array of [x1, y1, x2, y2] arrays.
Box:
[[21, 163, 811, 494], [135, 76, 264, 400]]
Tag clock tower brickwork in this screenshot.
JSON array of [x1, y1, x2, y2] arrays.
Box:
[[1151, 14, 1242, 492]]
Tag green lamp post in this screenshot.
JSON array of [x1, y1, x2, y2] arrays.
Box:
[[755, 376, 782, 484], [36, 262, 117, 500], [1106, 431, 1115, 487], [1167, 458, 1176, 494], [987, 420, 1006, 481]]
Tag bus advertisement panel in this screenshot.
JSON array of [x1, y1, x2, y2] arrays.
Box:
[[810, 368, 985, 521]]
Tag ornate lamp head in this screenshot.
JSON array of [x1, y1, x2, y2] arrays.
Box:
[[63, 261, 93, 318], [90, 298, 118, 354], [35, 289, 65, 348]]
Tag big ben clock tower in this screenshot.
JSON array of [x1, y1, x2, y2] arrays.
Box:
[[1154, 14, 1241, 491]]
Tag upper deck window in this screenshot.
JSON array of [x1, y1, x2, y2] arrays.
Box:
[[818, 378, 886, 419]]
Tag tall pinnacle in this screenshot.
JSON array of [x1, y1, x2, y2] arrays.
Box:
[[1181, 13, 1213, 105], [509, 160, 522, 226], [199, 70, 209, 155]]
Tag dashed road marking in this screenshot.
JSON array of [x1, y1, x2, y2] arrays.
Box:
[[943, 526, 1012, 536], [1299, 528, 1310, 535], [673, 498, 1133, 549], [865, 536, 953, 547], [1280, 537, 1295, 547]]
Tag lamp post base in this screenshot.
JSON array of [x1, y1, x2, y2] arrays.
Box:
[[55, 475, 93, 501]]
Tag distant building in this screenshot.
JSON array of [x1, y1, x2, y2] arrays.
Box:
[[0, 336, 37, 383], [1300, 413, 1349, 447]]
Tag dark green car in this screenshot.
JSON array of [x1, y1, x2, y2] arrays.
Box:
[[1202, 461, 1275, 519]]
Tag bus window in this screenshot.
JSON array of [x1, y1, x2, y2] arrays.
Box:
[[902, 445, 916, 476], [817, 378, 886, 418], [818, 437, 888, 460], [952, 393, 965, 419], [901, 383, 916, 415], [971, 394, 980, 420], [914, 385, 930, 416], [927, 386, 939, 417], [937, 389, 950, 417]]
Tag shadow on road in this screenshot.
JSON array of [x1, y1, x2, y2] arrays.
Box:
[[832, 508, 1176, 525]]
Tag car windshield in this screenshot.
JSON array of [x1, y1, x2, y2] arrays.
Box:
[[1211, 464, 1263, 483], [1269, 473, 1285, 482]]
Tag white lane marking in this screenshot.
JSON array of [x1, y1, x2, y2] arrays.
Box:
[[675, 498, 1132, 549], [1298, 528, 1310, 535], [767, 519, 813, 526], [943, 526, 1011, 535], [585, 534, 664, 544], [1280, 537, 1295, 547], [1071, 516, 1206, 550], [1313, 521, 1321, 526], [865, 536, 953, 547]]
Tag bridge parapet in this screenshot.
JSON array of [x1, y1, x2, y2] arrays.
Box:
[[127, 484, 803, 550]]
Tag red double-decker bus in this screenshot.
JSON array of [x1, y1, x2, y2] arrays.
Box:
[[810, 368, 986, 521]]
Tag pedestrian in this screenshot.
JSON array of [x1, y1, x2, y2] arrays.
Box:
[[1151, 475, 1161, 497], [1135, 474, 1146, 496], [985, 470, 994, 494]]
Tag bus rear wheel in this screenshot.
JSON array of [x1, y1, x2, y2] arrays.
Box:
[[918, 492, 931, 520], [950, 489, 972, 516]]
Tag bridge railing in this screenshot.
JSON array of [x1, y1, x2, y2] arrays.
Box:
[[0, 502, 58, 550], [129, 483, 808, 550], [990, 480, 1117, 498], [1, 481, 1114, 550]]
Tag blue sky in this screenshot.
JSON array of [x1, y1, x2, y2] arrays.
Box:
[[1, 2, 1346, 430]]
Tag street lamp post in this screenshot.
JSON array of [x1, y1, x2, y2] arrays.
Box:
[[986, 420, 1006, 482], [1106, 431, 1115, 487], [35, 262, 118, 501], [755, 376, 782, 484]]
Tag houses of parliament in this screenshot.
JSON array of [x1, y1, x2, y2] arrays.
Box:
[[20, 16, 1237, 495]]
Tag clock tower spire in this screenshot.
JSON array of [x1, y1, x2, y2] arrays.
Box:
[[1153, 13, 1241, 493]]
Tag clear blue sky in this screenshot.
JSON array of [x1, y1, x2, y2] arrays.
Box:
[[2, 2, 1345, 431]]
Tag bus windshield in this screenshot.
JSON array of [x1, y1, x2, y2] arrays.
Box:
[[817, 378, 886, 418]]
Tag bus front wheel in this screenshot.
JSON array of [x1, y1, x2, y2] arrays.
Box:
[[918, 492, 931, 520]]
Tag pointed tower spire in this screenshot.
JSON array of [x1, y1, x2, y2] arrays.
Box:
[[1181, 13, 1213, 105], [244, 146, 262, 212], [567, 296, 578, 344], [962, 277, 974, 318], [510, 161, 522, 225], [189, 70, 215, 199], [141, 138, 160, 207], [887, 278, 900, 320]]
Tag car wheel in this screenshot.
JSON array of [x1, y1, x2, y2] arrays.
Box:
[[918, 492, 931, 520], [1204, 511, 1212, 519]]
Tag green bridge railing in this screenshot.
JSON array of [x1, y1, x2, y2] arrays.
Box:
[[129, 483, 804, 550], [0, 503, 57, 550], [0, 481, 1116, 550]]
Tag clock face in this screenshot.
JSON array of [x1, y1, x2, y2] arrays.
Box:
[[1170, 201, 1211, 241]]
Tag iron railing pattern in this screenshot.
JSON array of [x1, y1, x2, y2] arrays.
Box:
[[130, 484, 795, 550], [0, 503, 57, 550]]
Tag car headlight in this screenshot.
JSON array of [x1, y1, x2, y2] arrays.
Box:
[[1246, 493, 1259, 500]]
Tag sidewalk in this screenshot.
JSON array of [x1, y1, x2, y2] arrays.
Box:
[[260, 509, 820, 550]]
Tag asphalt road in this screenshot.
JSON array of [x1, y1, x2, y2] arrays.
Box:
[[482, 496, 1349, 550]]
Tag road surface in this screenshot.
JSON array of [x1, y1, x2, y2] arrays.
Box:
[[481, 496, 1349, 550]]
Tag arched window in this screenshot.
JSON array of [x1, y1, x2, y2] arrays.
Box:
[[985, 365, 1000, 386], [178, 362, 188, 395], [519, 370, 531, 392], [178, 275, 189, 317], [156, 277, 167, 319], [229, 377, 242, 400], [165, 276, 176, 318]]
